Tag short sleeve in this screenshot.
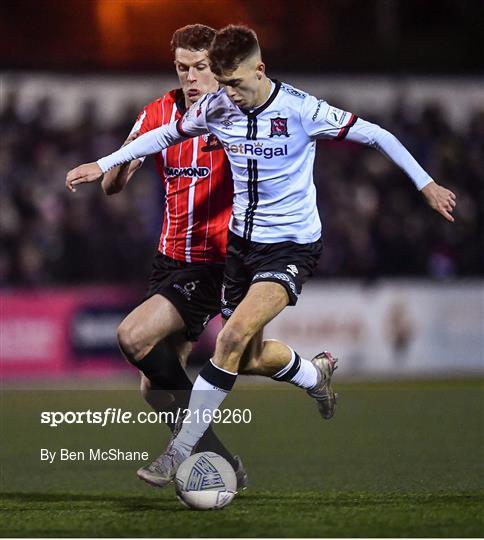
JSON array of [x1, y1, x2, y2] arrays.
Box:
[[125, 108, 152, 165], [176, 94, 211, 138], [301, 94, 358, 140], [131, 108, 152, 136]]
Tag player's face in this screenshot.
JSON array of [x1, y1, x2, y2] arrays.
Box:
[[174, 48, 219, 105], [215, 56, 265, 110]]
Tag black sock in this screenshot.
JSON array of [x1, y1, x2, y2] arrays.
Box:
[[135, 341, 192, 406], [196, 426, 238, 469]]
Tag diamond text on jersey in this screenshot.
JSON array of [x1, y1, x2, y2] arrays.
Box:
[[164, 166, 210, 179]]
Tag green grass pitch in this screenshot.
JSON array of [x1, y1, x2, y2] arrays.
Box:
[[1, 379, 483, 537]]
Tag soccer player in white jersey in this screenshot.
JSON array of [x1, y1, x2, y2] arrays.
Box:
[[66, 25, 457, 486]]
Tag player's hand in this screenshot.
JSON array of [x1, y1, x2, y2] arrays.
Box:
[[421, 181, 457, 223], [122, 131, 140, 147], [66, 162, 104, 192]]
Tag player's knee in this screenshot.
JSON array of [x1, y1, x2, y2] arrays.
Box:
[[117, 320, 145, 362], [216, 322, 252, 356]]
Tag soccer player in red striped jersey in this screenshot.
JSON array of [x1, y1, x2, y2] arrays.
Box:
[[92, 25, 246, 488]]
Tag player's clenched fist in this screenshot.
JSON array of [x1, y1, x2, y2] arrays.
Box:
[[421, 180, 457, 223], [65, 162, 104, 192]]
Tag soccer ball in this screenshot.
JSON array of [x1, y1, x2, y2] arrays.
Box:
[[175, 452, 237, 510]]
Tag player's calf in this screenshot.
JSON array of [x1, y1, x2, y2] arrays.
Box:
[[240, 338, 292, 376], [139, 375, 179, 430]]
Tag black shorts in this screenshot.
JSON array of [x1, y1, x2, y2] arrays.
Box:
[[144, 251, 224, 341], [221, 231, 322, 319]]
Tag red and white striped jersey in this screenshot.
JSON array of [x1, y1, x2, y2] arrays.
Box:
[[133, 89, 232, 264]]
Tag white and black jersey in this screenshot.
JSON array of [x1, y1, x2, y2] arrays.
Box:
[[176, 81, 324, 244], [98, 80, 433, 245]]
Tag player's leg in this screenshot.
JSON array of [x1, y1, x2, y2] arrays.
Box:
[[137, 330, 242, 474], [117, 294, 194, 406], [233, 235, 337, 417], [139, 235, 334, 486], [137, 281, 289, 487], [137, 328, 193, 432], [129, 304, 247, 489], [140, 362, 248, 489], [139, 331, 192, 409], [169, 279, 331, 460], [170, 233, 318, 459], [188, 231, 337, 421], [131, 257, 246, 486], [216, 281, 290, 370], [240, 337, 323, 383], [171, 280, 290, 460], [240, 337, 338, 419], [119, 250, 221, 405], [239, 337, 290, 376]]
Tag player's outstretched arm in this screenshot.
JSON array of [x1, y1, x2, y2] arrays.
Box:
[[65, 121, 190, 193], [302, 98, 457, 222], [66, 94, 211, 194], [346, 123, 458, 223], [420, 180, 457, 223]]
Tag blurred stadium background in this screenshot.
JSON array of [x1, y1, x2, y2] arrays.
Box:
[[1, 0, 482, 382], [1, 2, 483, 537]]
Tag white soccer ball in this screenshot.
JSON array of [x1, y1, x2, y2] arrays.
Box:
[[175, 451, 237, 510]]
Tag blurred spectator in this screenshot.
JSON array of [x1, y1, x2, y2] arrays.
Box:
[[1, 96, 482, 287]]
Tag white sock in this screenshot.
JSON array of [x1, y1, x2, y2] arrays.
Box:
[[173, 359, 237, 457], [272, 348, 318, 390]]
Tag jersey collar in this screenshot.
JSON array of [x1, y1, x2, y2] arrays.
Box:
[[244, 79, 281, 118]]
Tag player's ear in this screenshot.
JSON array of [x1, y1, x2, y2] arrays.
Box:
[[256, 62, 265, 79]]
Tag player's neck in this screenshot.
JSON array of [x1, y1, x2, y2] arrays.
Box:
[[253, 76, 272, 109]]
